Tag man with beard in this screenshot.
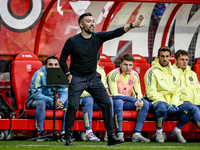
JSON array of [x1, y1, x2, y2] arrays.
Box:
[[144, 46, 196, 143], [59, 12, 144, 146]]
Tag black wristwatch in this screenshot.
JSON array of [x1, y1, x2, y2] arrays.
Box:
[[66, 73, 71, 77], [130, 23, 135, 28]]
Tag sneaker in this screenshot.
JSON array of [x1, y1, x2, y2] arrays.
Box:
[[107, 135, 123, 146], [104, 135, 108, 142], [171, 130, 186, 143], [65, 138, 72, 146], [132, 133, 150, 142], [36, 131, 46, 141], [58, 133, 65, 142], [117, 132, 124, 142], [86, 132, 100, 141], [155, 132, 164, 143]]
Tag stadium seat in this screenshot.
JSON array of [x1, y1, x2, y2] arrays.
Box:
[[132, 54, 151, 95], [7, 52, 71, 130], [55, 52, 71, 66], [99, 53, 116, 75], [193, 57, 200, 82], [9, 52, 43, 111], [170, 54, 175, 65]]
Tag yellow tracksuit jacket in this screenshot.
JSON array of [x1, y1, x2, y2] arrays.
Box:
[[173, 64, 200, 106], [144, 57, 182, 106]]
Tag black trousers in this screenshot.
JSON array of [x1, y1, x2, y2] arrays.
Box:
[[65, 72, 115, 139]]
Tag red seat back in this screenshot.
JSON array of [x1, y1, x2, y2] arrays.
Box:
[[11, 52, 42, 110], [132, 54, 151, 96], [55, 52, 71, 66], [170, 54, 175, 65], [193, 58, 200, 82], [99, 53, 116, 75]]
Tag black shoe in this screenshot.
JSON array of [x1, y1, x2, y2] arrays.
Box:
[[107, 135, 123, 146], [36, 131, 46, 141], [58, 133, 65, 142], [65, 138, 72, 146], [58, 133, 76, 142]]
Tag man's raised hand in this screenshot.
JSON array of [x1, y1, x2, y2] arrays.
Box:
[[133, 14, 145, 28]]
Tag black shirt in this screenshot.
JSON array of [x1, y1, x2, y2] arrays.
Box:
[[60, 27, 125, 78]]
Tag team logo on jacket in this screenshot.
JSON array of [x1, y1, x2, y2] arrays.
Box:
[[189, 77, 193, 82], [128, 80, 134, 85], [173, 77, 176, 82]]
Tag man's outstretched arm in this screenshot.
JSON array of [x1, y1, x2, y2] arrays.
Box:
[[124, 14, 145, 32]]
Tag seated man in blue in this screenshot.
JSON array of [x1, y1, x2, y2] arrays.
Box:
[[79, 54, 113, 141], [27, 56, 68, 141], [107, 54, 150, 142]]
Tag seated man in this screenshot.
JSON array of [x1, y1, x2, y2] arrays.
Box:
[[79, 54, 113, 141], [173, 50, 200, 129], [107, 54, 150, 142], [27, 56, 68, 141], [144, 46, 196, 143]]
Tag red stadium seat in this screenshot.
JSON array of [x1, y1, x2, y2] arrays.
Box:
[[7, 52, 72, 128], [193, 58, 200, 82], [99, 53, 116, 75], [132, 54, 151, 96], [10, 52, 43, 111], [55, 52, 71, 66], [170, 54, 175, 65]]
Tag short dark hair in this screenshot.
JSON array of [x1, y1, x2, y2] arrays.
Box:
[[78, 12, 93, 24], [121, 54, 134, 63], [175, 49, 189, 59], [44, 56, 59, 65], [158, 46, 171, 56]]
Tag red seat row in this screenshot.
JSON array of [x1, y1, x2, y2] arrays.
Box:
[[1, 51, 200, 140]]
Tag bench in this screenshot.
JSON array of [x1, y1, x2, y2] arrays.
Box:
[[1, 52, 199, 141]]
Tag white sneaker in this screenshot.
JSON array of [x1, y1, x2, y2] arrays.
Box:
[[117, 132, 124, 142], [86, 132, 100, 142], [132, 133, 150, 142], [155, 132, 164, 143], [104, 135, 108, 142], [171, 130, 186, 143]]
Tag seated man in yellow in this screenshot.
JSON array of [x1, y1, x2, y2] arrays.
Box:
[[144, 46, 196, 143], [173, 49, 200, 129], [107, 54, 150, 142]]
